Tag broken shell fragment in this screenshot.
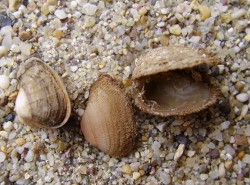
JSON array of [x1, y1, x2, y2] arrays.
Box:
[[15, 57, 71, 128], [132, 46, 219, 117], [81, 74, 137, 158]]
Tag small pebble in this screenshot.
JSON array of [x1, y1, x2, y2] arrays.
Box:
[[210, 149, 220, 159], [157, 22, 165, 27], [19, 31, 33, 41], [174, 144, 185, 161], [24, 150, 34, 162], [9, 0, 21, 10], [0, 131, 8, 138], [242, 154, 250, 164], [160, 171, 171, 185], [169, 25, 181, 35], [20, 42, 32, 56], [75, 166, 87, 175], [218, 100, 231, 115], [82, 3, 98, 16], [10, 44, 20, 53], [54, 10, 67, 19], [132, 172, 141, 180], [15, 138, 26, 146], [224, 160, 233, 171], [198, 5, 211, 21], [0, 75, 10, 90], [3, 121, 13, 132], [221, 121, 230, 130], [0, 46, 8, 57], [156, 122, 168, 132], [245, 35, 250, 42], [200, 174, 208, 181], [235, 135, 248, 146], [238, 151, 245, 160], [152, 141, 161, 156], [218, 163, 226, 178], [185, 180, 194, 185], [122, 164, 132, 175], [0, 152, 6, 163], [53, 30, 63, 39], [231, 9, 246, 20], [236, 93, 249, 102]]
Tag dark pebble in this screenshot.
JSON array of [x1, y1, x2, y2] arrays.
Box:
[[218, 99, 231, 115], [23, 0, 29, 6], [196, 135, 205, 142], [0, 12, 16, 28], [210, 149, 220, 159], [210, 66, 219, 76], [176, 134, 191, 147], [198, 63, 209, 73], [5, 114, 15, 122], [172, 142, 179, 149], [199, 164, 209, 173], [142, 164, 152, 176]]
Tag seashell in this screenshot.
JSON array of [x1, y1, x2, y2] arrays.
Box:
[[15, 57, 71, 128], [131, 46, 219, 117], [80, 74, 137, 158]]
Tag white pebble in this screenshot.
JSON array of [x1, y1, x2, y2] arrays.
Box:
[[221, 121, 230, 130], [152, 141, 161, 156], [2, 34, 12, 50], [10, 44, 20, 53], [243, 154, 250, 164], [3, 121, 13, 132], [0, 46, 8, 57], [231, 9, 246, 20], [200, 174, 208, 181], [160, 171, 171, 184], [0, 75, 10, 89], [172, 119, 183, 126], [47, 152, 54, 166], [132, 172, 141, 180], [70, 65, 78, 72], [217, 65, 225, 74], [161, 8, 168, 14], [207, 142, 216, 149], [236, 93, 249, 102], [24, 150, 34, 162], [0, 152, 6, 163], [156, 122, 168, 132], [231, 63, 239, 71], [20, 42, 32, 56], [218, 163, 226, 178], [174, 144, 185, 161], [157, 22, 166, 27], [130, 162, 140, 171], [82, 3, 97, 16], [185, 180, 194, 185], [130, 9, 140, 21], [187, 150, 195, 157], [70, 1, 77, 9], [54, 9, 67, 19]]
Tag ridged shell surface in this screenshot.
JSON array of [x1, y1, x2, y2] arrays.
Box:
[[81, 74, 137, 158], [132, 46, 219, 117], [132, 46, 216, 80], [15, 57, 71, 128]]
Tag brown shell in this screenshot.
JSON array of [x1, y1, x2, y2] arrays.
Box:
[[80, 74, 137, 158], [132, 46, 219, 117], [15, 57, 71, 128]]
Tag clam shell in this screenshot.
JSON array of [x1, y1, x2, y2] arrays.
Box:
[[80, 74, 137, 158], [15, 57, 71, 128], [132, 46, 219, 117], [132, 46, 217, 80]]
